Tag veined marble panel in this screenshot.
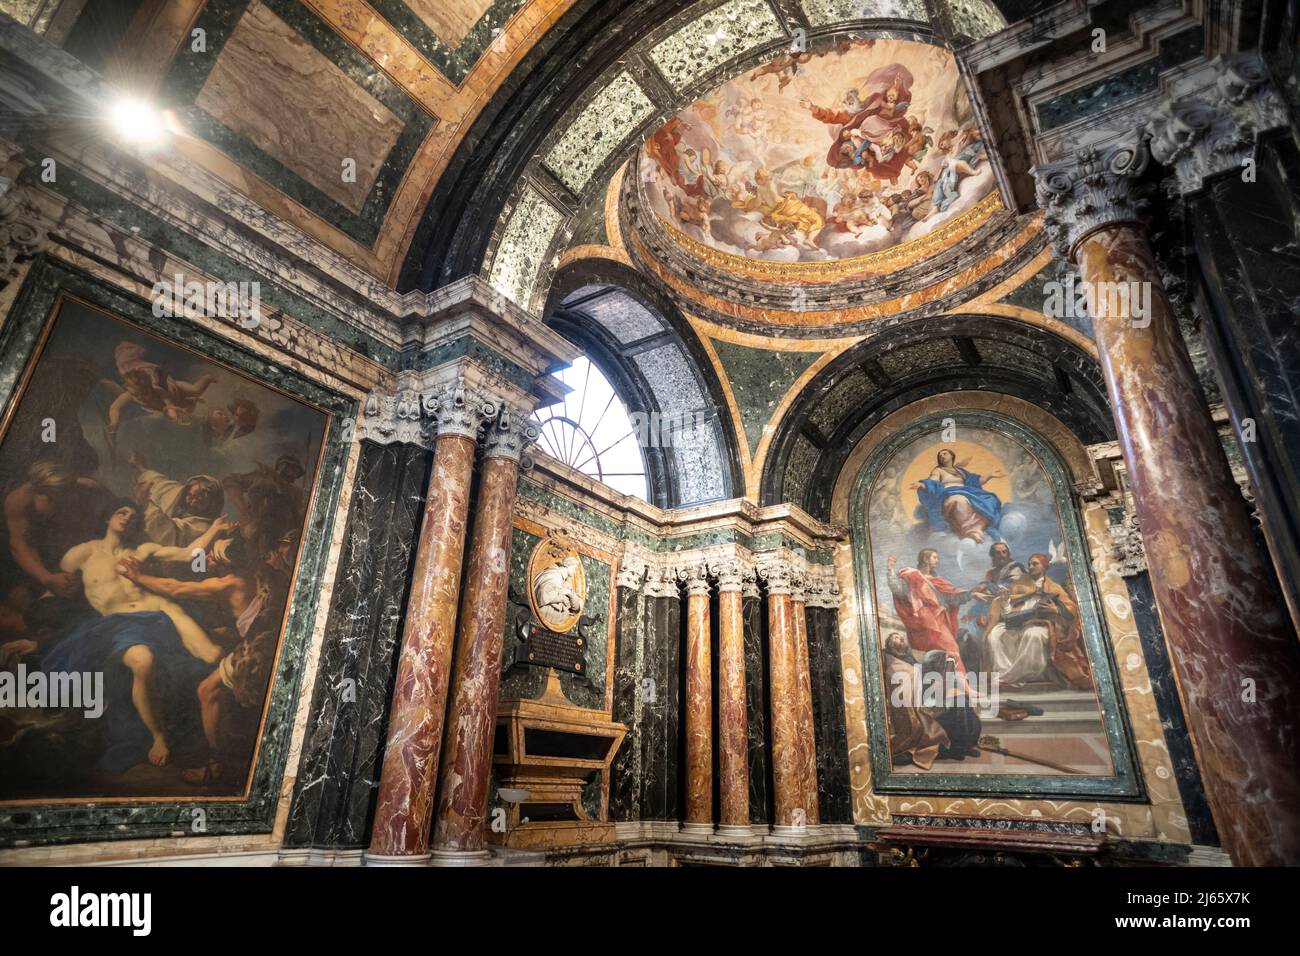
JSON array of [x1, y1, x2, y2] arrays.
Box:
[[649, 0, 785, 91], [545, 72, 656, 195], [489, 185, 565, 307], [196, 0, 404, 215], [405, 0, 495, 46], [801, 0, 928, 26]]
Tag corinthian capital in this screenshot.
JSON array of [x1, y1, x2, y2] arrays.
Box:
[[758, 559, 794, 596], [433, 379, 500, 440], [615, 563, 644, 591], [1033, 135, 1152, 262], [643, 566, 679, 599], [1146, 53, 1288, 195], [677, 562, 712, 596], [711, 559, 745, 593], [357, 389, 439, 447], [481, 403, 539, 461]]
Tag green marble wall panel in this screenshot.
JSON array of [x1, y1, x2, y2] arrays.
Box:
[[710, 339, 820, 455]]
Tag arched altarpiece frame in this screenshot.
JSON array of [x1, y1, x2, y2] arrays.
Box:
[[847, 408, 1142, 800]]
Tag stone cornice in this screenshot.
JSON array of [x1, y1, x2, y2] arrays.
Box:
[[419, 275, 583, 378]]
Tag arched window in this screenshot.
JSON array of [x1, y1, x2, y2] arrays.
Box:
[[532, 356, 649, 500]]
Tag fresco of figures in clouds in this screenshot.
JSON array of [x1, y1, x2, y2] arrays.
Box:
[[0, 297, 324, 802], [644, 37, 994, 263], [864, 423, 1115, 779]]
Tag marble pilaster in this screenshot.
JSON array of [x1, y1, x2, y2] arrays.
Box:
[[430, 407, 536, 862], [679, 562, 713, 830], [610, 564, 644, 821], [286, 441, 431, 852], [713, 560, 750, 832], [740, 571, 770, 826], [805, 579, 851, 824], [1036, 139, 1300, 865], [640, 569, 682, 820], [1146, 53, 1300, 633]]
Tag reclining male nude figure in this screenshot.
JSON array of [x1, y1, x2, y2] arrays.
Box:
[[49, 505, 226, 769]]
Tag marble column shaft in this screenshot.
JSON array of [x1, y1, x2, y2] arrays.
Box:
[[1075, 222, 1300, 864], [741, 583, 770, 825], [714, 564, 750, 829], [432, 440, 524, 855], [790, 583, 819, 826], [681, 566, 713, 827], [368, 432, 476, 859], [764, 568, 803, 828]]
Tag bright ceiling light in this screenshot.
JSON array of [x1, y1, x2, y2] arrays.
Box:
[[108, 95, 166, 148]]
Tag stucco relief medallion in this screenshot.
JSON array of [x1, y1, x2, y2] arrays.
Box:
[[527, 534, 587, 634]]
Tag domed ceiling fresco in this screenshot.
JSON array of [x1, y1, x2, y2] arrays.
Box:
[[642, 38, 997, 273]]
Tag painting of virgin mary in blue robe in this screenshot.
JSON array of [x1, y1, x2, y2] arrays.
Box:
[[913, 448, 1003, 543]]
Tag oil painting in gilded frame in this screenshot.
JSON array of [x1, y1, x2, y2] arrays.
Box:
[[0, 259, 353, 845], [849, 410, 1141, 799]]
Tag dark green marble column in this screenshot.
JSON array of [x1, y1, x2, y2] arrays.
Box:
[[741, 569, 770, 826], [610, 565, 643, 821], [638, 569, 681, 820]]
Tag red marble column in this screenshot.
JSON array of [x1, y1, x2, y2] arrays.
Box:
[[1037, 139, 1300, 864], [430, 413, 531, 863], [790, 575, 819, 826], [680, 564, 713, 831], [368, 422, 479, 863], [714, 561, 750, 833], [763, 561, 805, 831]]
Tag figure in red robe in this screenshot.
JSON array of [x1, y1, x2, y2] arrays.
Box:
[[886, 549, 989, 687]]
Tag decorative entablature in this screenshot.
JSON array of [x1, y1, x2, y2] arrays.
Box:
[[957, 0, 1214, 215], [481, 0, 1009, 317], [511, 447, 846, 605]]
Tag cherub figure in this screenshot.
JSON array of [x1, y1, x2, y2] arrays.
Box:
[[106, 341, 216, 433]]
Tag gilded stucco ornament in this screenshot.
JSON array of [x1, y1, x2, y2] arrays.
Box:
[[1033, 136, 1152, 262]]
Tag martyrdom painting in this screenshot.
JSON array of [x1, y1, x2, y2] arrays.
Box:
[[0, 296, 326, 802], [853, 416, 1138, 794], [643, 37, 994, 263]]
